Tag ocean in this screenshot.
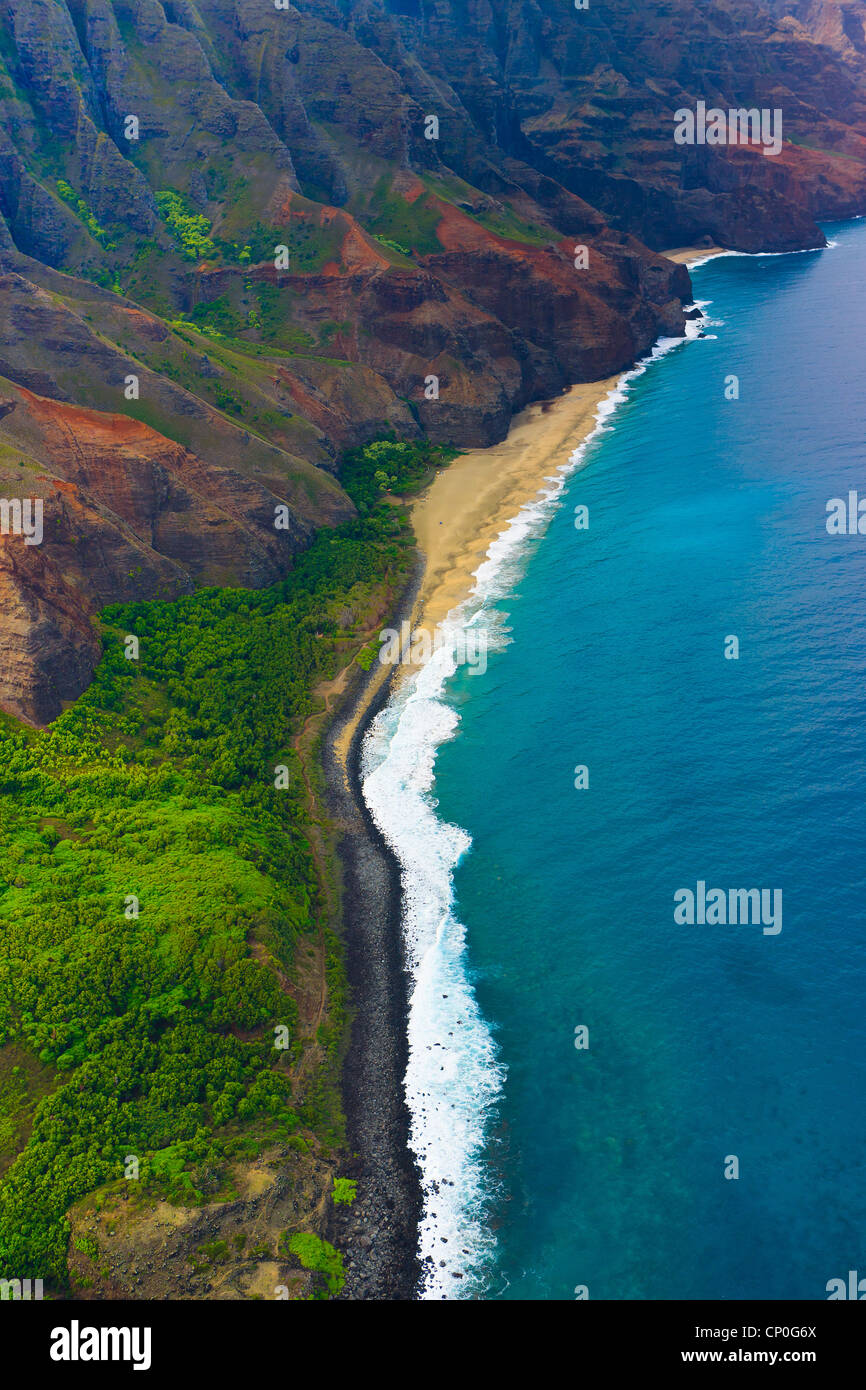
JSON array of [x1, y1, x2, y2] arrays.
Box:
[[361, 220, 866, 1300]]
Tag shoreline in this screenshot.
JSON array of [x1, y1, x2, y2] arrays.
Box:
[[322, 558, 425, 1300], [411, 378, 619, 636], [325, 244, 721, 1298], [410, 246, 727, 638], [664, 244, 727, 266]]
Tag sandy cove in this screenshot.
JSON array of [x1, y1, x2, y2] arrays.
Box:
[[411, 245, 726, 639], [332, 244, 727, 777], [664, 245, 726, 265], [330, 378, 621, 776]]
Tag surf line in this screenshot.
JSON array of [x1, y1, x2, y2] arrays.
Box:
[[359, 316, 708, 1298]]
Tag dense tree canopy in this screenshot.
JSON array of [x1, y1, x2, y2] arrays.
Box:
[[0, 495, 413, 1286]]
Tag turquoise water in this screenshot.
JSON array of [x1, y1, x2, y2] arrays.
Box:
[[431, 224, 866, 1299]]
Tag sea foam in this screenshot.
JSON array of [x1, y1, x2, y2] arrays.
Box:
[[359, 324, 703, 1298]]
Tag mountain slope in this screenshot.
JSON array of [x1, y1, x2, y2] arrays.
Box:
[[1, 0, 865, 720]]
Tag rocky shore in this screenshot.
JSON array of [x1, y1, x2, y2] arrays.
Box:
[[324, 558, 425, 1301]]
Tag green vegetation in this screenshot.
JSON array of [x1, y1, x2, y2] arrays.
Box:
[[196, 1239, 229, 1264], [423, 173, 554, 247], [318, 320, 351, 347], [73, 1234, 99, 1262], [372, 234, 410, 257], [206, 380, 245, 417], [56, 180, 115, 250], [0, 1045, 56, 1178], [354, 172, 553, 253], [253, 282, 315, 349], [473, 203, 553, 246], [285, 1231, 345, 1296], [361, 176, 443, 256], [241, 218, 344, 275], [0, 506, 414, 1287], [119, 240, 174, 317], [332, 1177, 357, 1206], [187, 295, 245, 339], [155, 191, 216, 262], [340, 437, 459, 513], [354, 638, 380, 672]]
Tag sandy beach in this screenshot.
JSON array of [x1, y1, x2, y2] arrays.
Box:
[[411, 379, 617, 634], [411, 246, 727, 636], [664, 245, 727, 265], [330, 381, 621, 775], [330, 245, 729, 774], [324, 374, 626, 1298]]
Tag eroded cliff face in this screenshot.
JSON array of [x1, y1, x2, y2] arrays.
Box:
[[0, 0, 865, 720], [380, 0, 866, 249], [0, 264, 354, 721], [768, 0, 866, 65], [0, 377, 336, 722]]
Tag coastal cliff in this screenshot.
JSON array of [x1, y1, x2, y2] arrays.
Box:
[[2, 0, 866, 717]]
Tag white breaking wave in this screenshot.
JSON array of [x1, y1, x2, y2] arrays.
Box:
[[359, 325, 702, 1299], [685, 240, 835, 269]]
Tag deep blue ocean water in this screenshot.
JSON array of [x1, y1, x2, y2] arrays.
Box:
[[428, 223, 866, 1299]]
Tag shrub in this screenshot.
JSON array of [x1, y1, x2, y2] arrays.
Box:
[[286, 1232, 345, 1296], [332, 1177, 357, 1206]]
